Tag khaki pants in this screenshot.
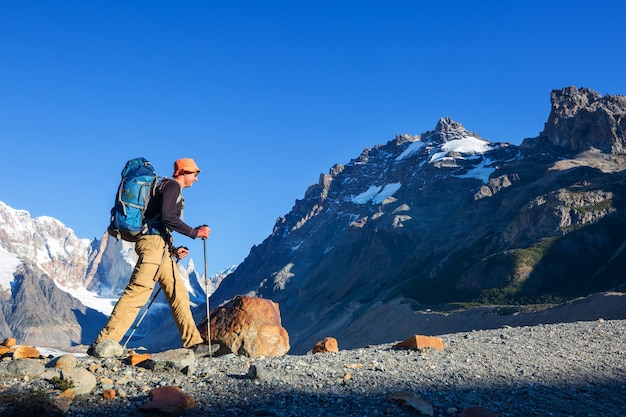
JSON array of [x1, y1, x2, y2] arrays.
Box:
[[95, 235, 204, 348]]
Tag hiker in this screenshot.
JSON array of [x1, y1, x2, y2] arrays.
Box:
[[89, 158, 218, 357]]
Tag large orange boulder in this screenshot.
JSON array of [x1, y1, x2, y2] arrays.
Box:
[[201, 295, 290, 357]]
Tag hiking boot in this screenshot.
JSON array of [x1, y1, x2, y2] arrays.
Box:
[[190, 342, 220, 358]]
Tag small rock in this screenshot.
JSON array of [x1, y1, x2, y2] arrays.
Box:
[[138, 385, 195, 414], [87, 363, 101, 373], [51, 354, 77, 369], [92, 339, 124, 358], [0, 358, 45, 377], [312, 337, 339, 354], [100, 377, 114, 389], [3, 338, 17, 347], [61, 368, 97, 395], [248, 364, 271, 380], [128, 353, 152, 366], [102, 389, 116, 399], [143, 348, 195, 373], [51, 388, 75, 414], [393, 335, 445, 352], [115, 374, 136, 385], [388, 390, 434, 416], [344, 363, 363, 369]]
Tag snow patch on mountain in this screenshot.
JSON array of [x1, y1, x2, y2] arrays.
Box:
[[396, 139, 426, 160], [351, 185, 382, 204], [374, 183, 402, 203], [456, 157, 496, 183], [54, 282, 118, 315], [351, 183, 402, 205], [430, 136, 493, 162], [0, 246, 21, 291]]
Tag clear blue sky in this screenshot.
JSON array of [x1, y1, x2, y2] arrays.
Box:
[[1, 1, 625, 275]]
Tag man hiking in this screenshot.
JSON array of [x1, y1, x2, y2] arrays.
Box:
[[89, 157, 218, 358]]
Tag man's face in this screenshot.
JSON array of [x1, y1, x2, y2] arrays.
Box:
[[182, 171, 199, 188]]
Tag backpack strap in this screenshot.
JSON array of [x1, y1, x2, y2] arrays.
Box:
[[141, 178, 182, 239]]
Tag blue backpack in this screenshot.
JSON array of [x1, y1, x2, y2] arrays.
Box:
[[107, 157, 160, 242]]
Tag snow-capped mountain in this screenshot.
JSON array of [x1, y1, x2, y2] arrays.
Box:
[[0, 202, 110, 345], [211, 86, 626, 353], [0, 202, 93, 291], [0, 202, 224, 348]]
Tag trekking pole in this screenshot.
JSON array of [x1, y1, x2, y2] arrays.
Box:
[[123, 286, 162, 349], [203, 233, 212, 356]]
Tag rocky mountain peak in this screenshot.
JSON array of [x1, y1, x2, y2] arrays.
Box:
[[540, 86, 626, 153], [0, 201, 93, 290], [421, 117, 482, 144], [394, 133, 420, 146]]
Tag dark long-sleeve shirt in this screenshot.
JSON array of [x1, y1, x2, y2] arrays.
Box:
[[143, 179, 198, 239]]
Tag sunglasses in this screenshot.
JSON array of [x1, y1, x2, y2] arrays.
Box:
[[184, 171, 199, 178]]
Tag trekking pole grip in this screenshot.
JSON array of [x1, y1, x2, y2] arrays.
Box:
[[198, 224, 209, 240]]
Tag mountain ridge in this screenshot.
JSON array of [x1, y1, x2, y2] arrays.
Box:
[[1, 86, 625, 354], [210, 85, 626, 353]]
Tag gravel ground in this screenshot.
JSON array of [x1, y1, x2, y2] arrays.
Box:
[[2, 318, 625, 417]]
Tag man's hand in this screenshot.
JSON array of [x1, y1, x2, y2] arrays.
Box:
[[175, 246, 189, 260], [196, 225, 211, 239]]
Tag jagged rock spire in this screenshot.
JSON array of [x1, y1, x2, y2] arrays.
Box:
[[421, 117, 482, 144], [540, 86, 626, 153]]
